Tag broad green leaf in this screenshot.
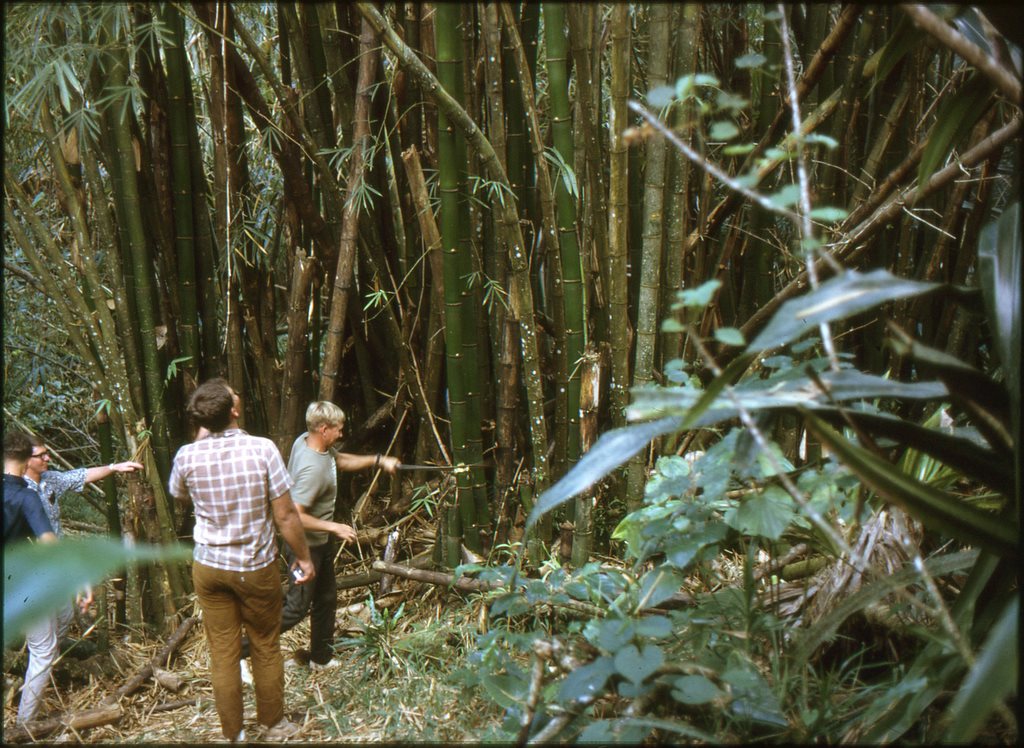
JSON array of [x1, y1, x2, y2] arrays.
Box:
[[809, 206, 848, 222], [635, 566, 684, 611], [671, 675, 725, 705], [735, 52, 767, 69], [557, 656, 616, 705], [748, 269, 940, 352], [714, 327, 745, 347], [647, 85, 676, 108], [630, 368, 948, 425], [577, 719, 651, 743], [480, 672, 527, 709], [940, 597, 1018, 743], [723, 486, 794, 540], [802, 411, 1016, 558], [790, 549, 978, 665], [525, 417, 682, 530], [4, 537, 191, 646], [917, 74, 993, 189], [768, 183, 801, 208], [676, 279, 721, 308], [723, 143, 756, 156], [634, 615, 673, 639], [614, 643, 665, 685], [710, 120, 739, 141], [585, 617, 635, 654]]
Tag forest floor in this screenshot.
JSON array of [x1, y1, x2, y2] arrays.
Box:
[[3, 545, 510, 743]]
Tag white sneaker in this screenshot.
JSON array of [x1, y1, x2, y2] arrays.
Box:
[[239, 659, 253, 686], [263, 718, 301, 741], [309, 658, 341, 672], [230, 728, 246, 743]]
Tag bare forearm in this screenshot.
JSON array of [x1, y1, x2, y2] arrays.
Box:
[[85, 461, 144, 484], [335, 452, 400, 473], [273, 498, 312, 562]]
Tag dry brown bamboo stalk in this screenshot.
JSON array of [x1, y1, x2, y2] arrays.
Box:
[[4, 705, 122, 743], [101, 615, 197, 706]]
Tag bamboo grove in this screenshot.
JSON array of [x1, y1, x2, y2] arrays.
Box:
[[3, 3, 1020, 631]]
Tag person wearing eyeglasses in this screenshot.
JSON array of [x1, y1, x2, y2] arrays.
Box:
[[23, 435, 143, 643], [4, 430, 58, 726]]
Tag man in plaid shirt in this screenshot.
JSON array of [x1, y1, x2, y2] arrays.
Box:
[[169, 378, 314, 742]]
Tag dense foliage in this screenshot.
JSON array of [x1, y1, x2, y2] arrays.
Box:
[[3, 3, 1019, 742]]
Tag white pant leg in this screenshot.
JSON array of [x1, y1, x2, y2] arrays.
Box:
[[16, 614, 58, 724], [55, 602, 75, 641]]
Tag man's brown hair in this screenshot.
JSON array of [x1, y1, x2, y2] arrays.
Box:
[[4, 431, 34, 461], [187, 378, 235, 432]]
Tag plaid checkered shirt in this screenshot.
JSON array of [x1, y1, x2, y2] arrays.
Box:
[[169, 429, 294, 571]]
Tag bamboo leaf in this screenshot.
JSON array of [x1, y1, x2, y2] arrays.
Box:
[[801, 411, 1016, 558], [940, 597, 1018, 743], [916, 74, 993, 188], [748, 270, 940, 352], [525, 417, 682, 529], [977, 202, 1021, 441], [4, 537, 191, 646]]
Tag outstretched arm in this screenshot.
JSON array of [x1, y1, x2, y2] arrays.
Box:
[[85, 461, 144, 484], [335, 452, 400, 473]]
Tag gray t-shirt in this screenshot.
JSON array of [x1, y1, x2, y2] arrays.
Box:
[[287, 432, 338, 548]]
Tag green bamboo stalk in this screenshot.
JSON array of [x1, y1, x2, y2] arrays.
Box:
[[101, 38, 173, 481], [357, 1, 550, 502], [499, 2, 565, 485], [626, 2, 672, 512], [435, 4, 485, 553], [159, 2, 200, 385], [608, 4, 632, 429], [543, 2, 588, 564], [660, 2, 700, 368], [567, 4, 608, 350]]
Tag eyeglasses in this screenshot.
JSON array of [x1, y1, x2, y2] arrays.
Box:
[[31, 451, 50, 460]]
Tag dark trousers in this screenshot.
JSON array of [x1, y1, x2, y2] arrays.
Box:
[[241, 539, 337, 665]]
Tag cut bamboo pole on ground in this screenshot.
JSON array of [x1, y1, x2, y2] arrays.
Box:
[[3, 704, 122, 743], [101, 615, 197, 706]]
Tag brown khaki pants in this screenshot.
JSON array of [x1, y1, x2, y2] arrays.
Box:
[[192, 560, 284, 739]]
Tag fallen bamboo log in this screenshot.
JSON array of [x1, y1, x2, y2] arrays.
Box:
[[3, 704, 122, 743], [371, 560, 504, 592], [101, 615, 197, 706], [336, 551, 434, 590]]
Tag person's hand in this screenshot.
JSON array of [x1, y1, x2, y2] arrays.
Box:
[[111, 461, 144, 473], [76, 588, 94, 613], [332, 522, 357, 543], [292, 558, 316, 585], [378, 456, 401, 474]]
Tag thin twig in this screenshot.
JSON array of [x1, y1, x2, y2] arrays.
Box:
[[777, 4, 841, 372], [900, 4, 1021, 105]]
